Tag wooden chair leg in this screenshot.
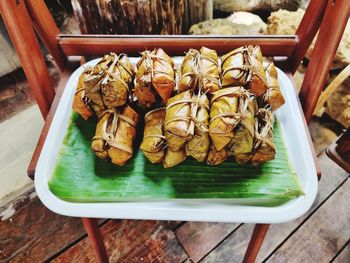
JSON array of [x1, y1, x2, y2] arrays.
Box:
[[24, 0, 66, 70], [82, 218, 109, 263], [0, 0, 54, 118], [300, 0, 350, 122], [243, 224, 269, 263]]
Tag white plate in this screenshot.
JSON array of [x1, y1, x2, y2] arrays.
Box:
[[35, 58, 318, 223]]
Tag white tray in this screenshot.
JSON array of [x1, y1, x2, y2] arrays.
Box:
[[35, 58, 318, 223]]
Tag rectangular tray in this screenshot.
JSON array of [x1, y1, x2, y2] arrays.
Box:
[[35, 57, 318, 223]]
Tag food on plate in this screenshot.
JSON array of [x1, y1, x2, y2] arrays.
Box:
[[73, 53, 135, 118], [164, 91, 193, 151], [83, 70, 105, 116], [85, 53, 134, 110], [209, 87, 241, 151], [72, 67, 94, 120], [245, 45, 268, 96], [221, 45, 267, 96], [134, 48, 175, 108], [140, 108, 167, 163], [108, 106, 139, 166], [178, 47, 220, 94], [101, 54, 135, 108], [207, 144, 228, 165], [163, 148, 187, 168], [79, 46, 284, 168], [91, 110, 111, 160], [262, 62, 285, 110], [91, 106, 139, 166], [186, 92, 210, 162], [228, 91, 257, 164], [221, 46, 248, 87], [251, 107, 275, 165]]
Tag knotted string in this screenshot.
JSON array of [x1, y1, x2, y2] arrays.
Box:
[[238, 90, 256, 137], [75, 66, 93, 96], [244, 47, 268, 86], [174, 48, 219, 135], [190, 91, 210, 133], [221, 46, 268, 87], [83, 53, 133, 110], [165, 93, 210, 137], [143, 108, 167, 151], [92, 109, 137, 154], [179, 49, 220, 92], [101, 53, 131, 91], [262, 63, 280, 102], [209, 87, 245, 134], [253, 108, 275, 151], [140, 50, 175, 83]]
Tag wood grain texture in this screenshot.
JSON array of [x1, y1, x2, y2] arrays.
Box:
[[0, 188, 35, 218], [175, 222, 239, 262], [309, 119, 338, 156], [0, 61, 60, 122], [335, 129, 350, 158], [327, 129, 350, 173], [82, 218, 108, 263], [0, 0, 54, 117], [72, 0, 211, 35], [1, 154, 347, 263], [267, 179, 350, 263], [327, 141, 350, 174], [24, 0, 66, 70], [52, 220, 188, 263], [0, 106, 42, 201], [164, 221, 183, 230], [288, 0, 328, 73], [58, 35, 297, 57], [201, 152, 349, 263], [243, 224, 270, 263], [333, 242, 350, 263], [201, 224, 254, 263], [72, 0, 185, 34], [0, 197, 85, 262], [300, 0, 350, 122]]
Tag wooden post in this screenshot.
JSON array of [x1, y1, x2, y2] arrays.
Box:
[[24, 0, 66, 70], [0, 0, 54, 118], [288, 0, 328, 74], [300, 0, 350, 123], [82, 218, 109, 263], [243, 224, 270, 263]]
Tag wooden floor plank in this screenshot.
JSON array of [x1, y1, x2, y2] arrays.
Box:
[[175, 222, 239, 262], [165, 221, 184, 231], [1, 153, 346, 263], [0, 61, 60, 123], [162, 118, 345, 263], [267, 179, 350, 263], [0, 69, 35, 122], [309, 118, 340, 155], [52, 220, 188, 263], [201, 153, 349, 263], [332, 241, 350, 263], [0, 105, 43, 201], [0, 197, 86, 262]]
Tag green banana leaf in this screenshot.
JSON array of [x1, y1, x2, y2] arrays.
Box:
[[48, 113, 303, 206]]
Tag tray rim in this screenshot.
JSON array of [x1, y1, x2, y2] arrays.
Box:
[[34, 57, 318, 223]]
